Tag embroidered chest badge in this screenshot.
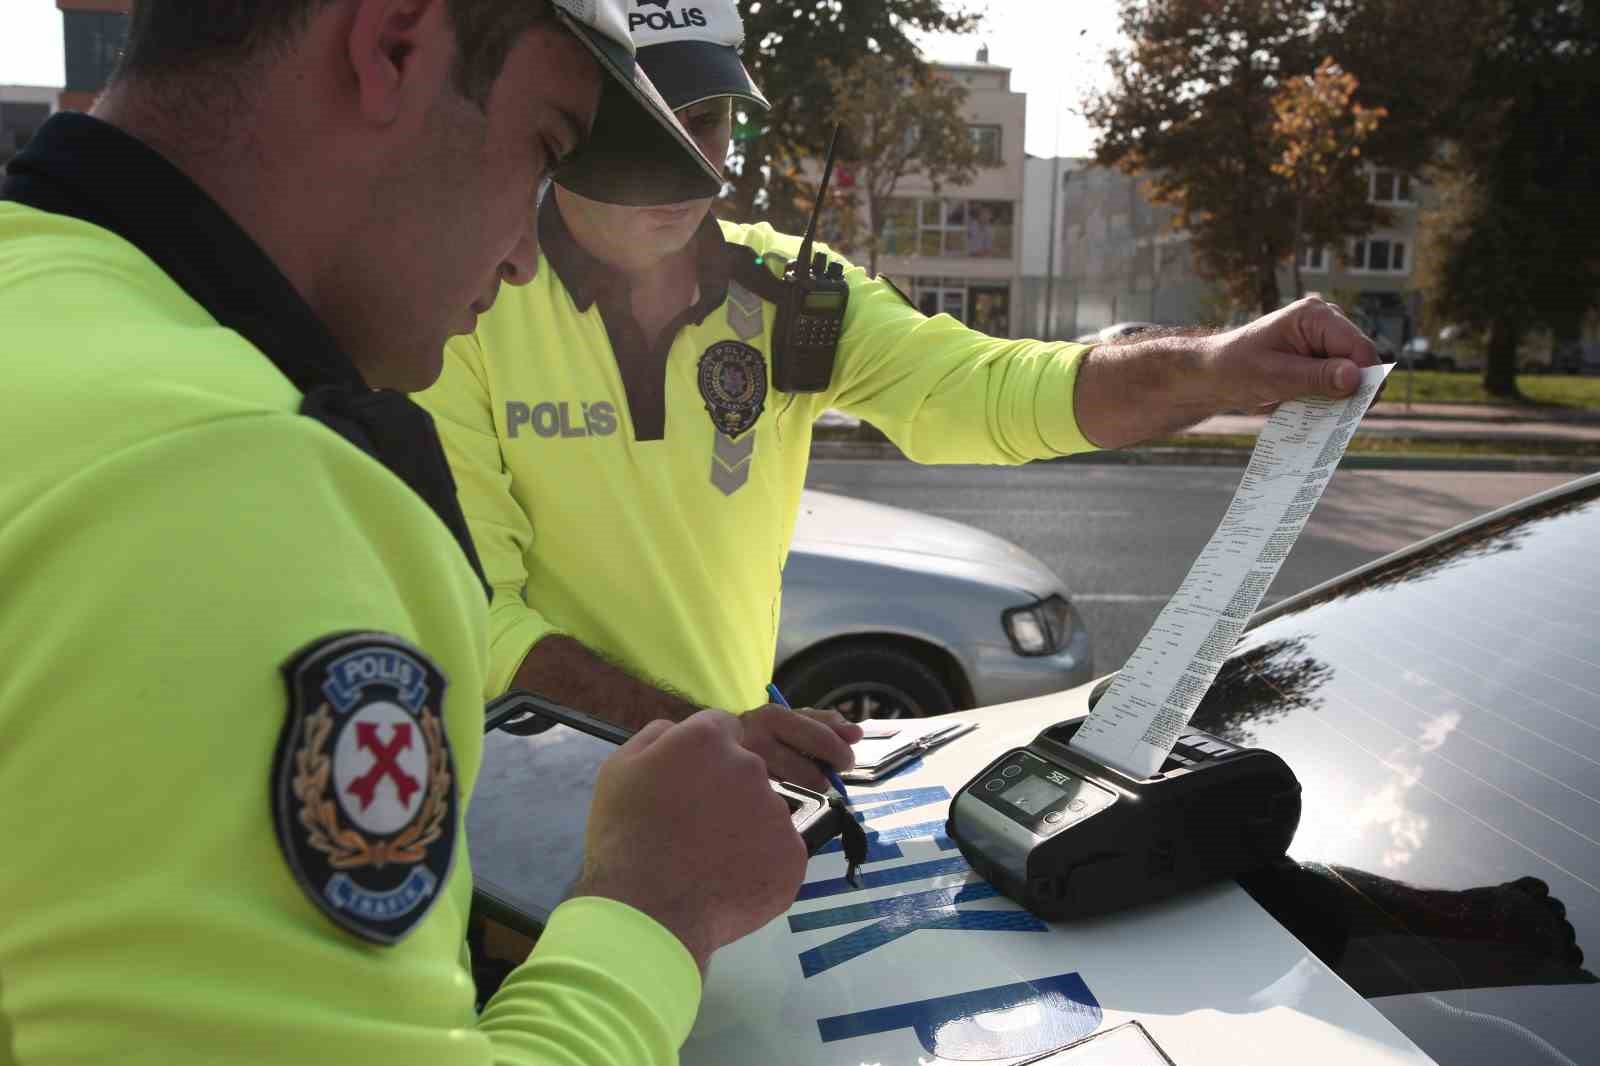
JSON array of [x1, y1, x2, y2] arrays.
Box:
[[273, 632, 457, 945], [697, 340, 768, 439]]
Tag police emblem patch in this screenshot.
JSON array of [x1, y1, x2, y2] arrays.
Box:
[[697, 340, 768, 439], [273, 632, 457, 945]]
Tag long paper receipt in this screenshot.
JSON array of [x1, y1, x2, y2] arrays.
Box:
[[1071, 363, 1393, 778]]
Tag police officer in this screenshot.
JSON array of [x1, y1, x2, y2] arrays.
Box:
[[0, 1, 807, 1063], [418, 0, 1381, 791]]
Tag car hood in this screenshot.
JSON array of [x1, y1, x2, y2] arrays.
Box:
[[1179, 473, 1600, 1065], [791, 490, 1063, 598]]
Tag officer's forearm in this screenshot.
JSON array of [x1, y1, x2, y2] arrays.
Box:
[[1071, 329, 1221, 450], [513, 634, 701, 731]]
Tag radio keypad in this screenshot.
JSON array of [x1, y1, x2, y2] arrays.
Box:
[[795, 317, 842, 347]]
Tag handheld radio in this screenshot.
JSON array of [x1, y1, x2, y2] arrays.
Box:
[[948, 711, 1301, 920], [771, 125, 851, 393]]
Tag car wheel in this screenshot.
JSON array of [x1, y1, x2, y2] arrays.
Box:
[[781, 643, 958, 722]]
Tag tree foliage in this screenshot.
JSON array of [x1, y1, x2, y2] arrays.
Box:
[[1085, 0, 1467, 315], [817, 56, 982, 275], [1271, 59, 1386, 300], [1417, 0, 1600, 398], [725, 0, 979, 233]]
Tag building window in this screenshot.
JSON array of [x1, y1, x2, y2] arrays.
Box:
[[969, 285, 1011, 337], [879, 199, 919, 257], [967, 201, 1014, 258], [1370, 169, 1414, 205], [920, 199, 967, 256], [64, 10, 130, 93], [1297, 245, 1329, 272], [893, 198, 1014, 259], [909, 277, 1013, 337], [1350, 237, 1409, 274], [969, 124, 1002, 166], [912, 276, 967, 322]]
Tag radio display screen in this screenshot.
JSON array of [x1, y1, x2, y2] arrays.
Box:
[[804, 291, 845, 311]]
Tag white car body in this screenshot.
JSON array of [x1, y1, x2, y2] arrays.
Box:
[[679, 684, 1439, 1066]]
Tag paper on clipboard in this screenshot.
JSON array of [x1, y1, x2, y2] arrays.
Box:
[[1071, 363, 1393, 779], [856, 722, 904, 740], [843, 717, 976, 781]]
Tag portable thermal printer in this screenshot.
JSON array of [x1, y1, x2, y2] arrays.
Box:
[[947, 706, 1301, 920]]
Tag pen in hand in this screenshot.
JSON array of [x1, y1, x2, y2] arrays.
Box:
[[767, 683, 852, 802]]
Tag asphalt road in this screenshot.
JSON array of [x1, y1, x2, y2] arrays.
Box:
[[804, 460, 1580, 672]]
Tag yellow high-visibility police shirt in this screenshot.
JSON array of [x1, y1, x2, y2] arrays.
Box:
[[419, 198, 1096, 712], [0, 122, 699, 1066]]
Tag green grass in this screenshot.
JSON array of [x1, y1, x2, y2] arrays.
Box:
[[1153, 432, 1600, 459], [1386, 369, 1600, 408]]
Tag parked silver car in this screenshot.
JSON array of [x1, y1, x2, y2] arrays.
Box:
[[774, 490, 1093, 720]]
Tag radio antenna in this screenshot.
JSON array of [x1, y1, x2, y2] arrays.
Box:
[[795, 124, 843, 279]]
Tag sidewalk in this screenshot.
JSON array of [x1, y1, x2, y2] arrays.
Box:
[[1365, 401, 1600, 425], [1187, 400, 1600, 446], [812, 403, 1600, 473]]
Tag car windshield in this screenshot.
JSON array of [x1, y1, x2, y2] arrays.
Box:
[[1190, 477, 1600, 1065]]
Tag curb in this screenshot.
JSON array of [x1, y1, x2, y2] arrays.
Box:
[[809, 439, 1599, 474], [1356, 408, 1600, 425], [1364, 405, 1600, 427]]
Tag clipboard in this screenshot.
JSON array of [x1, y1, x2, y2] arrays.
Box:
[[841, 718, 978, 783]]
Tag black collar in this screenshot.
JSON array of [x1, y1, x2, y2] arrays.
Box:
[[539, 193, 733, 320], [3, 112, 362, 395], [538, 195, 773, 441], [2, 112, 489, 599]]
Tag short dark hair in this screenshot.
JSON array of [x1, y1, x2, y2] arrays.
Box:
[[116, 0, 555, 109]]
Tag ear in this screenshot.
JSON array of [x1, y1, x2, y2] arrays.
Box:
[[346, 0, 453, 125]]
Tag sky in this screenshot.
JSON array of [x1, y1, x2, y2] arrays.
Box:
[[0, 0, 1122, 158], [0, 3, 66, 91], [916, 0, 1125, 158]]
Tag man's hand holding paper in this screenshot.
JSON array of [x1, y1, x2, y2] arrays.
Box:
[[1074, 296, 1384, 450]]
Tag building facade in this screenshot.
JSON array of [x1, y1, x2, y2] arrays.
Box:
[[57, 0, 131, 113], [1, 86, 60, 170], [1289, 167, 1424, 348], [1038, 158, 1426, 347], [863, 57, 1028, 338], [1015, 154, 1081, 340]]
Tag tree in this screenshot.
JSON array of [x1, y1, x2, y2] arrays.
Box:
[[1417, 0, 1600, 399], [1086, 1, 1321, 315], [1271, 59, 1386, 300], [816, 56, 983, 277], [1085, 0, 1467, 315], [726, 0, 980, 234]]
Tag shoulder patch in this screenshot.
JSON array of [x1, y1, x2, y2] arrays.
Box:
[[273, 632, 457, 945]]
